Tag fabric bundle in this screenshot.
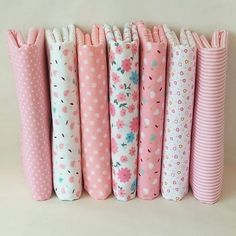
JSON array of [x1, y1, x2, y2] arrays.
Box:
[[76, 25, 112, 200], [104, 23, 139, 201], [190, 31, 228, 204], [161, 25, 197, 201], [7, 29, 52, 200], [136, 22, 167, 199], [46, 25, 82, 200]]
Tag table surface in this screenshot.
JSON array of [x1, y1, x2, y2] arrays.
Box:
[[0, 152, 236, 236]]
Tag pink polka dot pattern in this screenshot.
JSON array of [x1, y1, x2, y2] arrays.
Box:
[[7, 29, 52, 200], [76, 25, 112, 200], [161, 26, 197, 201], [136, 23, 167, 200]]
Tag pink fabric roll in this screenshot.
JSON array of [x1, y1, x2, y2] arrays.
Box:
[[136, 22, 167, 199], [7, 29, 52, 200], [190, 31, 228, 204], [76, 25, 112, 200]]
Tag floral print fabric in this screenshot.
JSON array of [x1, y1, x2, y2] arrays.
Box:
[[136, 22, 167, 199], [104, 23, 139, 201], [161, 26, 197, 201], [76, 25, 112, 200], [46, 25, 82, 200], [7, 29, 52, 200]]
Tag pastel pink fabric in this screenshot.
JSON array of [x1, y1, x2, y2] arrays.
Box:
[[7, 29, 52, 200], [77, 25, 112, 200], [190, 31, 228, 204], [136, 23, 167, 199]]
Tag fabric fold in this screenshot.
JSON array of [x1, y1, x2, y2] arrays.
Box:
[[161, 25, 197, 201], [190, 31, 228, 204], [104, 23, 139, 201], [136, 22, 167, 199], [7, 29, 52, 200], [46, 25, 82, 200], [76, 25, 112, 200]]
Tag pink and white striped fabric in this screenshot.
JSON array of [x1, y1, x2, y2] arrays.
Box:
[[161, 25, 197, 201], [77, 25, 112, 200], [190, 31, 228, 204], [136, 22, 167, 199], [7, 29, 52, 200]]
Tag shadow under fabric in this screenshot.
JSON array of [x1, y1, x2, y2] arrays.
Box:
[[7, 29, 52, 200]]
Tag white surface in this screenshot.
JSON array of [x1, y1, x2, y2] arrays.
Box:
[[0, 0, 236, 235]]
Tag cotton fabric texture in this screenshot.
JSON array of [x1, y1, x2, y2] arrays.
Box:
[[76, 25, 112, 200], [46, 25, 82, 200], [190, 31, 228, 204], [104, 23, 139, 201], [136, 22, 167, 200], [161, 25, 197, 201], [7, 29, 52, 200]]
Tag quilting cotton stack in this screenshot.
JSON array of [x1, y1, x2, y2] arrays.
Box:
[[161, 25, 197, 201], [190, 31, 228, 204], [76, 25, 112, 200], [136, 22, 167, 200], [7, 29, 52, 200], [104, 23, 139, 201], [46, 25, 82, 200]]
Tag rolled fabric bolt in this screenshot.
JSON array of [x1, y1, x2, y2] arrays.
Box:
[[136, 22, 167, 199], [7, 29, 52, 200], [104, 23, 139, 201], [76, 25, 112, 200], [161, 25, 197, 201], [46, 25, 82, 200], [190, 30, 228, 204]]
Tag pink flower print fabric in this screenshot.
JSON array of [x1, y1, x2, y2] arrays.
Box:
[[76, 25, 112, 200], [104, 23, 139, 201], [46, 25, 82, 200], [7, 29, 52, 200], [136, 23, 167, 200], [161, 26, 197, 201]]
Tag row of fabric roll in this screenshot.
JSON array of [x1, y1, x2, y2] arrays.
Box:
[[7, 22, 228, 204]]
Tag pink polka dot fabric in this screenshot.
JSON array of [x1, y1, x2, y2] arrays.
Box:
[[46, 25, 82, 201], [161, 26, 197, 201], [7, 29, 52, 200], [190, 31, 228, 204], [76, 25, 112, 200]]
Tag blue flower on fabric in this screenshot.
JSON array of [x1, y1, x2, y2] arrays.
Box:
[[126, 132, 135, 143], [129, 71, 138, 84], [131, 179, 137, 192]]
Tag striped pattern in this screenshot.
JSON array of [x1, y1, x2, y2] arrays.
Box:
[[190, 31, 228, 204]]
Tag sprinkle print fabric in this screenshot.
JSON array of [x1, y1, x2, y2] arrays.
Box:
[[161, 26, 197, 201], [104, 23, 139, 201], [7, 29, 52, 200], [76, 25, 112, 200], [136, 23, 167, 200], [190, 31, 228, 204], [46, 25, 82, 200]]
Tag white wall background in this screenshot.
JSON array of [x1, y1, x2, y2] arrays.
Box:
[[0, 0, 235, 162]]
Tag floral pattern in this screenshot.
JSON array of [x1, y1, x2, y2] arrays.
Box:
[[137, 23, 167, 200], [161, 26, 197, 201], [105, 23, 139, 201], [46, 25, 82, 201]]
